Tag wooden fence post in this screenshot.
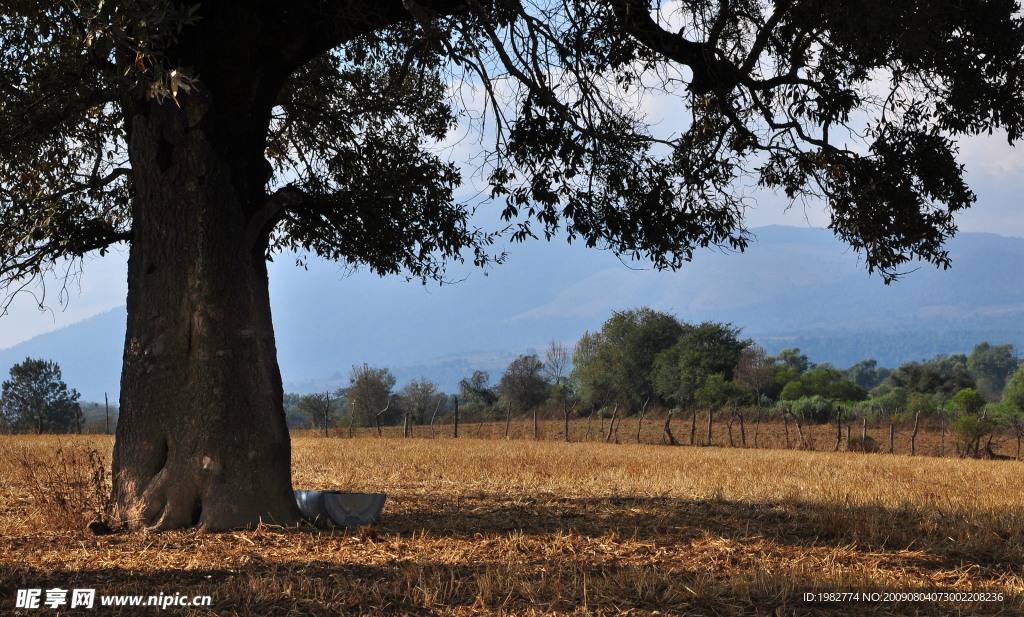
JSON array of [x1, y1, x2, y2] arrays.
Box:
[[911, 411, 920, 456], [661, 411, 677, 445], [605, 404, 619, 443], [636, 398, 649, 444], [834, 407, 842, 452], [690, 407, 697, 445], [706, 407, 713, 446], [889, 422, 895, 454], [790, 410, 806, 449], [861, 417, 867, 452], [453, 396, 459, 438]]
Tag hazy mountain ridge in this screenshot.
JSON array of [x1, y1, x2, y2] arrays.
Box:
[[2, 226, 1022, 400]]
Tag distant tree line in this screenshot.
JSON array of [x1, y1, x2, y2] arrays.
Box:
[[5, 307, 1020, 455]]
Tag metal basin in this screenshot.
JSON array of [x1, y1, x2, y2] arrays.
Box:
[[294, 490, 386, 527]]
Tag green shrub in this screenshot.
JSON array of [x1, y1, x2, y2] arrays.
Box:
[[950, 414, 995, 458], [791, 395, 835, 424], [780, 381, 808, 401]]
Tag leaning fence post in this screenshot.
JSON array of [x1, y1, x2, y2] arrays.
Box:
[[636, 397, 649, 444], [605, 404, 619, 443], [661, 410, 677, 445]]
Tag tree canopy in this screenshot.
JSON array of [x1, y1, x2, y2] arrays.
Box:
[[967, 342, 1019, 395], [887, 356, 976, 397], [3, 0, 1024, 304]]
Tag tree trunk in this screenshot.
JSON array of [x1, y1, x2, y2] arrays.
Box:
[[783, 412, 790, 448], [453, 396, 459, 439], [753, 408, 760, 448], [111, 93, 299, 531], [533, 407, 538, 440], [585, 406, 594, 441], [738, 410, 745, 448]]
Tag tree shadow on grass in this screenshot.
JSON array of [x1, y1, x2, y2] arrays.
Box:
[[375, 493, 1022, 570]]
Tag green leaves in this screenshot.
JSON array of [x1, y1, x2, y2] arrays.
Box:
[[266, 31, 498, 281]]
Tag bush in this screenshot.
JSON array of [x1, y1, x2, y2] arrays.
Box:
[[950, 388, 987, 416], [15, 441, 110, 532], [790, 395, 835, 424], [848, 434, 878, 453], [950, 414, 995, 458], [780, 381, 808, 401]]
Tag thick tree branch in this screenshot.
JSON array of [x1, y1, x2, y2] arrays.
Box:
[[245, 187, 308, 252]]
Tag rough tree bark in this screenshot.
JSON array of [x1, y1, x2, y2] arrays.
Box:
[[111, 92, 299, 530], [103, 0, 470, 531]]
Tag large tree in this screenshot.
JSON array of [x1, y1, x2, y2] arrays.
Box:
[[0, 358, 80, 434], [967, 341, 1020, 395], [2, 0, 1022, 529], [574, 308, 686, 413]]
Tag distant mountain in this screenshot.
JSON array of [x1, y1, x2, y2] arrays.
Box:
[[0, 307, 125, 402], [2, 225, 1022, 400]]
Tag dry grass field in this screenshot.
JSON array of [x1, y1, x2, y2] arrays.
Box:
[[2, 424, 1023, 615]]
